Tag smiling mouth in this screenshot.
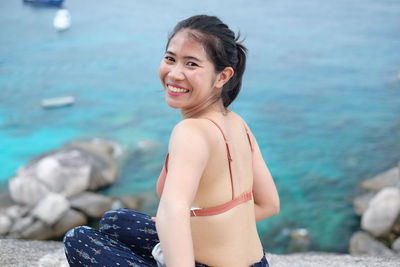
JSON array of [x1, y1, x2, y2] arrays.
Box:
[[167, 84, 190, 93]]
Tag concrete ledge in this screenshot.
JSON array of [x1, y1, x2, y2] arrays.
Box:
[[0, 239, 399, 267], [0, 239, 67, 267], [267, 251, 399, 267]]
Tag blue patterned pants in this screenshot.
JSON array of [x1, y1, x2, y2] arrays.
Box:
[[63, 208, 269, 267]]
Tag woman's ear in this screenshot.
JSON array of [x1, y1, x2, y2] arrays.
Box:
[[215, 67, 234, 89]]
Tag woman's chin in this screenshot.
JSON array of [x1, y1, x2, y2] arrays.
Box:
[[165, 100, 184, 109]]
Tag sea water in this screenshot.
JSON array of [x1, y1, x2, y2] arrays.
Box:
[[0, 0, 399, 254]]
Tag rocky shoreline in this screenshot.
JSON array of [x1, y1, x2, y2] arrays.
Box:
[[349, 166, 400, 256], [0, 138, 154, 241]]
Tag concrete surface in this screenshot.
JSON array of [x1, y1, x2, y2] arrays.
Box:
[[0, 239, 399, 267]]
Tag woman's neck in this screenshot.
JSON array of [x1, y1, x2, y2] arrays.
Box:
[[181, 100, 228, 119]]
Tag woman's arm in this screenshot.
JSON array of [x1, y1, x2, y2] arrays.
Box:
[[246, 124, 280, 222], [155, 119, 210, 267]]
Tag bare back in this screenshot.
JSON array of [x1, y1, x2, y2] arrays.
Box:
[[190, 111, 264, 267]]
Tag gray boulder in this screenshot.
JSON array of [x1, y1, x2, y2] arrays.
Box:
[[287, 228, 311, 253], [69, 192, 113, 218], [119, 195, 143, 210], [0, 192, 14, 211], [360, 167, 400, 192], [8, 139, 119, 207], [353, 192, 376, 216], [361, 187, 400, 236], [31, 193, 70, 225], [21, 220, 54, 240], [349, 231, 395, 256], [9, 215, 34, 234], [35, 153, 91, 197], [52, 208, 87, 238], [392, 237, 400, 253], [67, 141, 119, 190], [18, 208, 87, 240], [0, 213, 12, 235], [8, 175, 50, 206], [5, 205, 30, 220]]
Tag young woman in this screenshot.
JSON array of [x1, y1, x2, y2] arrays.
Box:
[[63, 14, 280, 267]]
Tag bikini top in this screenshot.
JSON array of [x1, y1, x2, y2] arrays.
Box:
[[156, 117, 255, 217]]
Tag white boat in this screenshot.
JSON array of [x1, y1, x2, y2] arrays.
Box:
[[41, 96, 75, 108], [53, 9, 71, 31]]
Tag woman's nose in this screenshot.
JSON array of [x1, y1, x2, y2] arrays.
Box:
[[168, 64, 185, 80]]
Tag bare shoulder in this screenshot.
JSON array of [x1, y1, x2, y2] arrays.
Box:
[[171, 118, 211, 136], [169, 119, 212, 149]]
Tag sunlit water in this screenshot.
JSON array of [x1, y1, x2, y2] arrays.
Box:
[[1, 0, 399, 254]]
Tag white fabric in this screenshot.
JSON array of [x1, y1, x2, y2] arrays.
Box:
[[152, 243, 166, 267]]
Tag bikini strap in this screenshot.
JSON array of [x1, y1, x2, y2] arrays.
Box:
[[243, 122, 254, 152], [203, 117, 235, 199]]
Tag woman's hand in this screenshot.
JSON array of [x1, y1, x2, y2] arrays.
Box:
[[151, 217, 156, 222]]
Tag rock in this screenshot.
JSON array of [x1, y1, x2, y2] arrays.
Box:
[[52, 209, 87, 238], [66, 143, 118, 191], [69, 192, 113, 218], [35, 155, 91, 197], [0, 213, 12, 235], [9, 215, 34, 234], [119, 195, 143, 210], [353, 192, 376, 216], [15, 208, 87, 240], [20, 220, 54, 240], [6, 231, 22, 239], [36, 150, 92, 197], [8, 139, 119, 208], [392, 237, 400, 252], [36, 157, 63, 191], [360, 167, 400, 192], [54, 149, 92, 197], [72, 138, 118, 157], [137, 139, 162, 153], [361, 187, 400, 236], [349, 231, 395, 256], [8, 175, 50, 206], [111, 199, 126, 210], [32, 193, 70, 225], [287, 228, 311, 253], [5, 205, 30, 220], [0, 192, 15, 212]]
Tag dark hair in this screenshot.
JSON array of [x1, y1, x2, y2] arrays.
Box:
[[166, 15, 247, 108]]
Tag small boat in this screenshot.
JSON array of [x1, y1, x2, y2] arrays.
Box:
[[41, 96, 75, 109], [23, 0, 64, 7], [53, 9, 71, 31]]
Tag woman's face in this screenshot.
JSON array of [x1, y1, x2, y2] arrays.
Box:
[[159, 29, 219, 110]]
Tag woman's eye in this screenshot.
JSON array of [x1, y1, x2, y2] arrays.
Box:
[[186, 61, 198, 67], [164, 56, 175, 62]]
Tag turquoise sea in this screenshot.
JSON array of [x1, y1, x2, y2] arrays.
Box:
[[1, 0, 399, 254]]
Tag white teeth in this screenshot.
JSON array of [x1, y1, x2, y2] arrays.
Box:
[[168, 85, 189, 93]]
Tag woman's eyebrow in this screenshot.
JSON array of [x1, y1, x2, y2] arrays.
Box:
[[166, 51, 202, 62]]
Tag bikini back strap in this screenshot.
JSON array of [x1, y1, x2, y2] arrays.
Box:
[[242, 120, 254, 152], [203, 117, 235, 199], [190, 191, 253, 216]]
